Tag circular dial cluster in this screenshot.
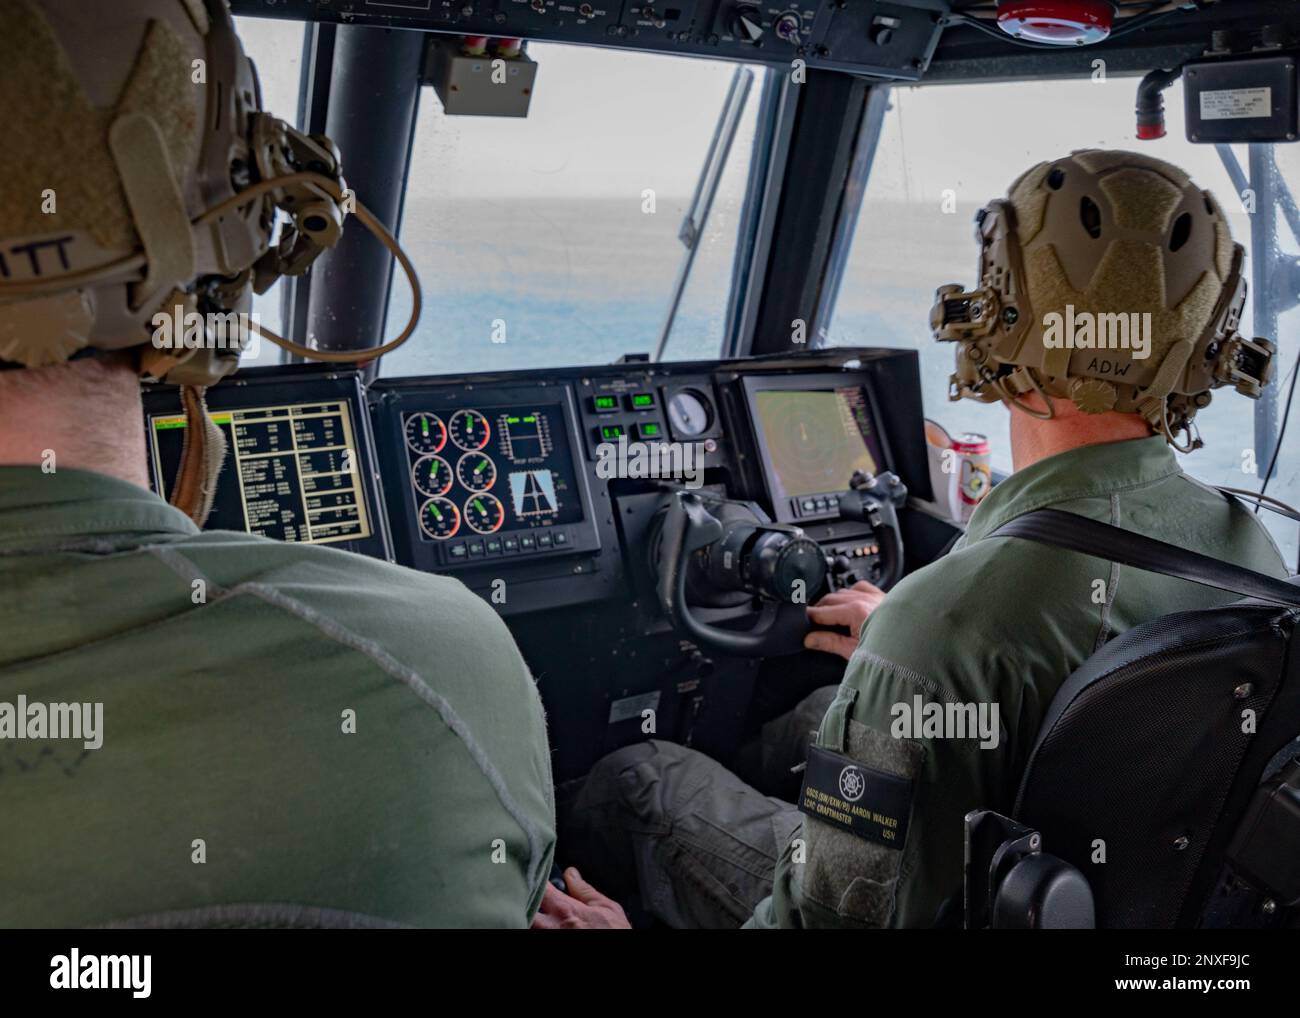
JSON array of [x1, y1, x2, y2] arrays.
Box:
[[409, 409, 508, 541], [417, 491, 507, 540]]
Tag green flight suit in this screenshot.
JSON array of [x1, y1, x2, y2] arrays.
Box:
[[0, 466, 555, 928], [749, 435, 1288, 928]]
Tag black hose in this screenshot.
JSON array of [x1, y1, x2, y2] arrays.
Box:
[[1135, 65, 1183, 140]]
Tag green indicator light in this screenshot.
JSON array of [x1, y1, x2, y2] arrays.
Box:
[[430, 504, 443, 521], [506, 416, 520, 424], [595, 396, 615, 409], [155, 414, 232, 430], [632, 394, 653, 407], [643, 423, 661, 436], [523, 415, 536, 423], [602, 425, 624, 440]]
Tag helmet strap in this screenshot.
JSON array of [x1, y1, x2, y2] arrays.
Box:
[[167, 384, 227, 527], [108, 112, 196, 313], [994, 367, 1057, 420]]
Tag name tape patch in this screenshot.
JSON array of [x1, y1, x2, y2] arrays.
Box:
[[797, 746, 914, 848]]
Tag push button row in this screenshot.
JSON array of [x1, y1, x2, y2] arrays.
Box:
[[794, 493, 842, 517], [445, 529, 570, 562]]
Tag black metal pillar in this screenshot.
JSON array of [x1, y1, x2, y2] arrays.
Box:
[[748, 70, 871, 356], [1248, 143, 1280, 478], [303, 26, 424, 367]]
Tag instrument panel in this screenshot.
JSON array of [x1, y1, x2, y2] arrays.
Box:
[[372, 381, 604, 576], [142, 370, 392, 561], [144, 349, 931, 616], [393, 398, 589, 559], [743, 373, 891, 524]]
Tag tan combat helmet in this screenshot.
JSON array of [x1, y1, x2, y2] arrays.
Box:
[[0, 0, 419, 521], [930, 150, 1275, 452]]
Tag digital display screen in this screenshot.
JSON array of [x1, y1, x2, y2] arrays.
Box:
[[401, 404, 584, 542], [148, 400, 373, 545], [754, 387, 884, 500]]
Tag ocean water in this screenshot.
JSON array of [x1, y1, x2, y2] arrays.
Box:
[[379, 194, 739, 374]]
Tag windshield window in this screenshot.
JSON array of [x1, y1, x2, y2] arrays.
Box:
[[380, 42, 767, 377], [825, 77, 1299, 564]]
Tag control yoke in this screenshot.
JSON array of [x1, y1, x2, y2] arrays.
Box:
[[655, 491, 825, 658], [654, 471, 908, 658]]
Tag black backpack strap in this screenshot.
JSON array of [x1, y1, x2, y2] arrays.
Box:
[[990, 508, 1300, 608]]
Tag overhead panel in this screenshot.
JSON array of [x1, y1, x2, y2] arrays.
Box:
[[229, 0, 948, 80]]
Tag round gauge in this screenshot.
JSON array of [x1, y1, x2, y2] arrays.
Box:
[[668, 390, 711, 438], [411, 455, 453, 498], [418, 497, 460, 541], [457, 451, 497, 492], [450, 409, 491, 451], [405, 412, 447, 454], [464, 492, 505, 535]]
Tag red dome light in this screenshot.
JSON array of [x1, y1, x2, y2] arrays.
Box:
[[996, 0, 1115, 45]]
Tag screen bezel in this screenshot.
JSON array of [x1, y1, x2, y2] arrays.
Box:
[[371, 380, 601, 572], [141, 367, 394, 561], [741, 372, 895, 525]]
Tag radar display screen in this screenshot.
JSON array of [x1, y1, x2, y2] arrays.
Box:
[[401, 404, 584, 542], [148, 400, 373, 545], [753, 387, 885, 500]]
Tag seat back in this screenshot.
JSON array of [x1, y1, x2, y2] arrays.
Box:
[[991, 509, 1300, 928]]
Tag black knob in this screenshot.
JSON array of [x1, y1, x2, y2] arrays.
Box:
[[731, 4, 764, 42]]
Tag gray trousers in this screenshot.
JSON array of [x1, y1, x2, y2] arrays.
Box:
[[561, 686, 837, 929]]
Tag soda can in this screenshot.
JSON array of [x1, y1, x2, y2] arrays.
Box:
[[951, 432, 992, 520], [925, 421, 992, 523]]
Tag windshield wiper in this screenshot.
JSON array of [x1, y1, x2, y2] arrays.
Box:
[[653, 65, 754, 361]]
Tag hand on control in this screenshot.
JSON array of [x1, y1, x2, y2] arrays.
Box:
[[804, 581, 887, 661]]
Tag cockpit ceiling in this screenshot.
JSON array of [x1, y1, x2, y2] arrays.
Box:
[[227, 1, 1300, 85]]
